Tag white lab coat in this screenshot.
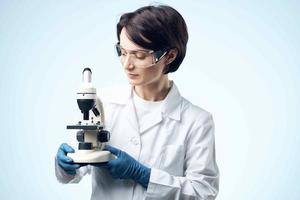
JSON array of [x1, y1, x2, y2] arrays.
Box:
[[55, 82, 219, 200]]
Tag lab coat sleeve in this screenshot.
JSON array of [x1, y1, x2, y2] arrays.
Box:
[[146, 114, 219, 200], [55, 158, 91, 184]]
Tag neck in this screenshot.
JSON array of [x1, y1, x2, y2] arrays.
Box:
[[134, 77, 171, 101]]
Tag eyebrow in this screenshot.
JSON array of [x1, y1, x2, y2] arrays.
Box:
[[119, 44, 153, 53]]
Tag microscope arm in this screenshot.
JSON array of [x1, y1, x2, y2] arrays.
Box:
[[91, 97, 105, 127]]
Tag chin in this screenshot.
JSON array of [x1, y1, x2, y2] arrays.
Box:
[[128, 79, 144, 86], [128, 80, 139, 86]]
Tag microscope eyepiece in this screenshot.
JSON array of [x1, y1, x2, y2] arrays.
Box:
[[83, 68, 92, 83], [83, 67, 92, 73]]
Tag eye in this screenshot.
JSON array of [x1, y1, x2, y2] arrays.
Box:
[[120, 49, 127, 56], [135, 52, 147, 59]]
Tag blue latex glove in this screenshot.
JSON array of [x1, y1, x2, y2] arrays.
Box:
[[94, 145, 151, 188], [56, 143, 81, 175]]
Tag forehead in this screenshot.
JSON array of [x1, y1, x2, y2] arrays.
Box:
[[120, 28, 146, 51]]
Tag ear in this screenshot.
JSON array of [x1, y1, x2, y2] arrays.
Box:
[[165, 48, 178, 65]]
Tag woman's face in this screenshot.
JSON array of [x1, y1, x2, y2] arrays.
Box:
[[119, 28, 167, 87]]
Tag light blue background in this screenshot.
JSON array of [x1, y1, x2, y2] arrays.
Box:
[[0, 0, 299, 199]]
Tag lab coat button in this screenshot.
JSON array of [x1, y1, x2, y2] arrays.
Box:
[[130, 137, 140, 145]]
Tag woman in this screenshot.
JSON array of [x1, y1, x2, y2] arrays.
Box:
[[56, 5, 219, 200]]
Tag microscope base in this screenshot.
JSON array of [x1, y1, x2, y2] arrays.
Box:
[[67, 150, 114, 163]]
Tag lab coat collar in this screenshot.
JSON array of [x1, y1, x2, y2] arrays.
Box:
[[161, 81, 182, 121], [136, 81, 183, 133], [99, 85, 138, 130], [104, 81, 182, 118]]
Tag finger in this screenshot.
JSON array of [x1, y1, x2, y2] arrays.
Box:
[[64, 170, 76, 175], [60, 143, 75, 153], [58, 160, 81, 171], [104, 156, 121, 169], [90, 162, 110, 168], [104, 145, 121, 157], [57, 151, 73, 163]]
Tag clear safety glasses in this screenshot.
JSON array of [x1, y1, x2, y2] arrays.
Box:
[[115, 43, 168, 68]]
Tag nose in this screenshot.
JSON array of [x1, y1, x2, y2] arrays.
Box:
[[123, 54, 134, 70]]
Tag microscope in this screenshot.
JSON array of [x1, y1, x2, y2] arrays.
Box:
[[66, 68, 113, 163]]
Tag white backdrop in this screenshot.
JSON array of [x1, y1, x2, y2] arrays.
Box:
[[0, 0, 299, 199]]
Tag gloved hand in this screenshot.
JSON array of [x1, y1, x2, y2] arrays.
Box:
[[93, 145, 151, 188], [56, 143, 81, 175]]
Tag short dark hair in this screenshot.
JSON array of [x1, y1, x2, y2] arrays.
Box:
[[117, 5, 188, 74]]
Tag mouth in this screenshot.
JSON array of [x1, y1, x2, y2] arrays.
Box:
[[127, 73, 139, 78]]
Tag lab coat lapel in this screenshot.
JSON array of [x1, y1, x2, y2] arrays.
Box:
[[102, 85, 139, 132], [104, 82, 182, 134], [138, 81, 182, 133], [139, 111, 162, 134], [161, 82, 182, 121], [123, 87, 163, 134], [123, 94, 140, 132]]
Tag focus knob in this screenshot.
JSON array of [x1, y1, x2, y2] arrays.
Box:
[[97, 130, 110, 143], [76, 130, 85, 142]]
